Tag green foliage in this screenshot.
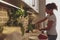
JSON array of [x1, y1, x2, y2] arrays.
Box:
[[21, 26, 25, 36], [16, 9, 28, 18], [7, 8, 35, 35], [16, 9, 24, 17], [16, 9, 25, 35], [27, 24, 33, 32], [0, 27, 3, 33], [27, 24, 35, 32], [19, 23, 24, 36], [24, 10, 28, 18]]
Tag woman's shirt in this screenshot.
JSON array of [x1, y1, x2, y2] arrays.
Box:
[[47, 14, 57, 35]]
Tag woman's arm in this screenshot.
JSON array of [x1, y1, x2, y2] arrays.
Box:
[[40, 20, 54, 30], [35, 17, 47, 24]]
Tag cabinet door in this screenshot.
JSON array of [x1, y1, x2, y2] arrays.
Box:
[[22, 0, 39, 13], [2, 0, 20, 7]]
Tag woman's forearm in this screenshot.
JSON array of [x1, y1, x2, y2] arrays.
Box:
[[36, 17, 47, 24]]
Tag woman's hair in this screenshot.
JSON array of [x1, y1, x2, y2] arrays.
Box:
[[46, 3, 57, 10]]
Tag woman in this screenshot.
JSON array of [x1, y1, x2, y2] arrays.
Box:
[[35, 3, 58, 40]]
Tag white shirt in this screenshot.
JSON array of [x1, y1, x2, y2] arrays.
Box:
[[47, 14, 57, 35]]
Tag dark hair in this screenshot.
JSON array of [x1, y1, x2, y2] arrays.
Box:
[[46, 3, 57, 10]]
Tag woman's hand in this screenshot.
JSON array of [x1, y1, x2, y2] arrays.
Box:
[[39, 27, 47, 31], [39, 28, 45, 31], [32, 22, 38, 25]]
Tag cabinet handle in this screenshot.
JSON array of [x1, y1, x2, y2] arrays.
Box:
[[32, 0, 35, 7]]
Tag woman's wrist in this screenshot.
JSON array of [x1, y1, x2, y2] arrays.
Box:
[[39, 28, 47, 31]]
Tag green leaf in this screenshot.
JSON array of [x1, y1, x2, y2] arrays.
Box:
[[27, 24, 33, 32], [24, 10, 28, 18], [16, 9, 25, 17]]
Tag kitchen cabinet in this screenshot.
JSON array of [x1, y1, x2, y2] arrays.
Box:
[[22, 0, 39, 13]]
